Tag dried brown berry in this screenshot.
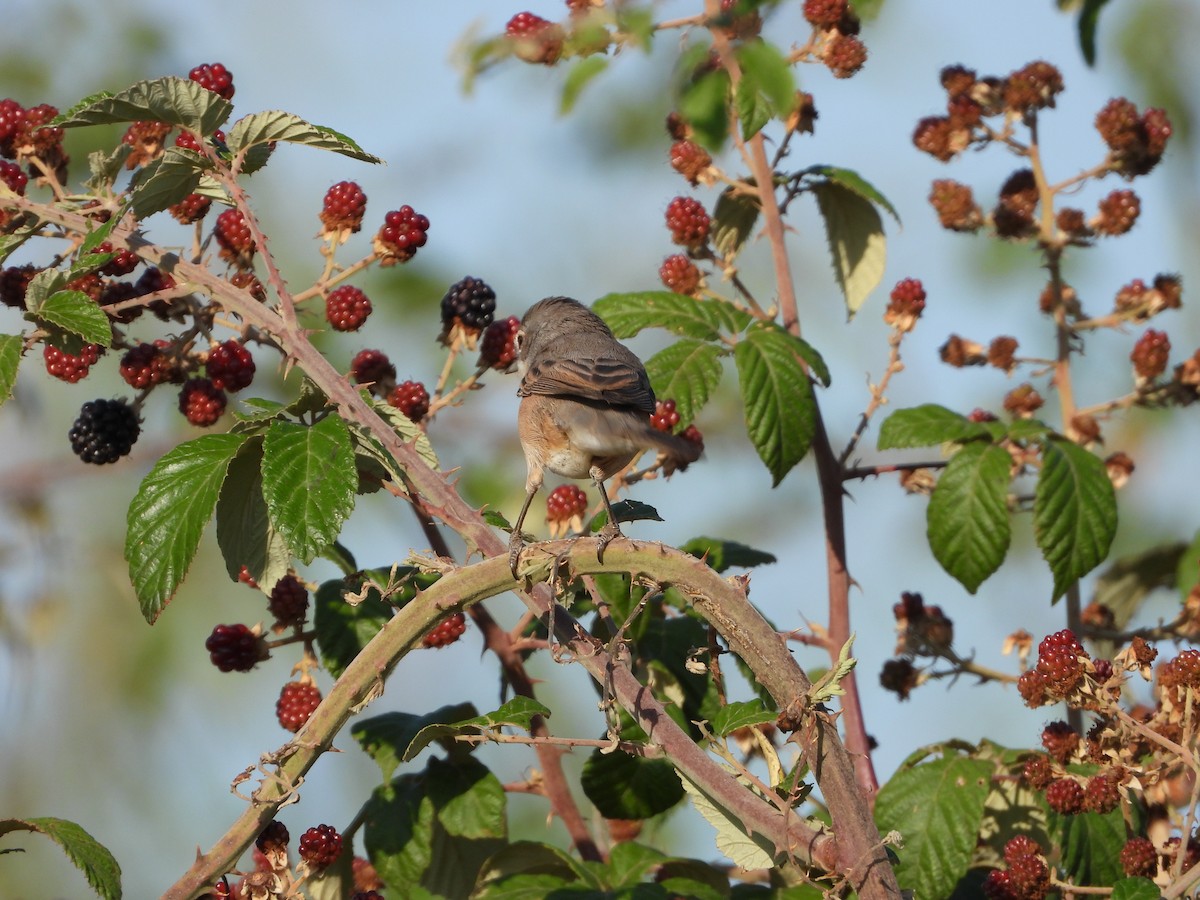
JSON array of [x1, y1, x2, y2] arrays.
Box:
[[1041, 720, 1079, 764], [824, 34, 867, 79], [913, 116, 965, 162], [1093, 189, 1140, 236], [987, 336, 1018, 372], [879, 658, 919, 700], [1021, 754, 1055, 790], [1003, 60, 1063, 115], [1130, 329, 1170, 381], [940, 334, 986, 367], [929, 179, 982, 232]]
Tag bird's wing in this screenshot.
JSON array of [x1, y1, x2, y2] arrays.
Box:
[[519, 353, 655, 412]]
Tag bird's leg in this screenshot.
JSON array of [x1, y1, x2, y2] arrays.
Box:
[[509, 484, 539, 579], [591, 467, 623, 565]]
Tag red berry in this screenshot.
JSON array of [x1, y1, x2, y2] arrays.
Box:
[[669, 140, 712, 185], [1131, 329, 1170, 381], [276, 680, 322, 732], [213, 208, 255, 266], [1021, 755, 1055, 791], [1033, 629, 1087, 697], [120, 343, 174, 389], [1084, 770, 1122, 814], [1006, 853, 1049, 900], [546, 484, 588, 526], [179, 377, 228, 426], [44, 343, 102, 383], [121, 120, 172, 168], [479, 316, 520, 370], [350, 349, 397, 395], [665, 196, 710, 248], [0, 159, 27, 194], [650, 399, 681, 433], [95, 241, 140, 277], [320, 181, 367, 235], [205, 623, 267, 672], [423, 611, 467, 648], [325, 285, 373, 332], [170, 193, 212, 225], [238, 565, 260, 590], [1093, 189, 1140, 236], [230, 271, 267, 302], [12, 103, 64, 174], [206, 340, 256, 392], [1120, 837, 1158, 877], [505, 12, 565, 64], [1044, 778, 1085, 815], [298, 824, 342, 869], [268, 574, 309, 629], [1040, 720, 1079, 764], [0, 98, 26, 156], [189, 62, 235, 100], [388, 380, 429, 422], [802, 0, 847, 28], [373, 206, 430, 266], [885, 278, 926, 331], [659, 254, 702, 295], [981, 869, 1019, 900], [680, 424, 704, 454], [824, 34, 867, 79], [173, 129, 225, 154]]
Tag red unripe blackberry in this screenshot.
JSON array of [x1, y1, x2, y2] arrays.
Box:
[[423, 611, 467, 648], [205, 623, 267, 672], [0, 159, 27, 194], [1044, 778, 1085, 815], [546, 483, 588, 530], [174, 129, 226, 154], [388, 380, 429, 422], [802, 0, 847, 28], [352, 856, 384, 893], [350, 348, 397, 394], [650, 399, 681, 433], [824, 34, 867, 79], [255, 820, 290, 854], [121, 120, 172, 169], [981, 869, 1018, 900], [320, 181, 367, 235], [0, 264, 36, 308], [189, 62, 235, 100], [44, 343, 102, 383], [170, 193, 212, 225], [505, 12, 565, 65], [230, 271, 267, 302], [0, 98, 26, 156], [680, 424, 704, 453], [1120, 837, 1158, 877], [1040, 720, 1079, 764], [440, 275, 497, 340], [479, 315, 520, 370], [13, 103, 64, 172], [669, 140, 712, 185], [206, 340, 256, 392], [268, 574, 309, 629], [120, 343, 174, 389], [1084, 770, 1121, 814], [276, 680, 322, 732], [373, 206, 430, 266], [1093, 189, 1140, 236], [660, 254, 702, 295], [1142, 107, 1172, 157], [69, 398, 140, 465], [1006, 853, 1048, 900], [665, 196, 710, 248], [1033, 629, 1087, 696], [298, 824, 343, 869], [213, 208, 255, 266], [95, 241, 140, 277], [884, 278, 926, 332], [1016, 669, 1047, 707], [1021, 754, 1054, 790], [179, 377, 227, 426], [1131, 329, 1170, 381], [325, 285, 372, 332], [238, 565, 260, 589]]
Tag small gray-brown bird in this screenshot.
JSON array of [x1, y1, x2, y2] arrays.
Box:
[[508, 296, 702, 576]]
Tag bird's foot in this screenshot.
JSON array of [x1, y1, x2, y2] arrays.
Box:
[[508, 532, 526, 580], [595, 521, 623, 565]]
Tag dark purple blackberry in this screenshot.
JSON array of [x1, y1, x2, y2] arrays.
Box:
[[68, 399, 140, 464], [440, 276, 496, 339]]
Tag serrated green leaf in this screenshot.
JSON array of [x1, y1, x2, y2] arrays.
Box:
[[23, 268, 69, 312], [594, 292, 751, 341], [1034, 438, 1117, 600], [54, 76, 232, 137], [678, 772, 776, 870], [679, 67, 731, 151], [29, 290, 112, 345], [643, 339, 724, 428], [812, 180, 887, 319], [0, 333, 22, 409], [85, 144, 134, 191], [711, 700, 775, 736], [1005, 418, 1053, 441], [927, 442, 1012, 594], [679, 536, 776, 572], [878, 404, 990, 450], [736, 40, 796, 116], [353, 704, 479, 782], [711, 187, 761, 259], [313, 576, 394, 678], [1111, 878, 1164, 900], [1078, 0, 1111, 66], [404, 698, 551, 762], [214, 439, 292, 590], [129, 148, 207, 218], [0, 817, 122, 900], [0, 219, 39, 264], [561, 57, 609, 114], [473, 841, 589, 896], [364, 773, 436, 891], [806, 164, 900, 226], [226, 111, 381, 163], [581, 750, 685, 819], [372, 401, 440, 469], [428, 755, 507, 840], [261, 417, 356, 564], [1051, 804, 1130, 886], [126, 433, 247, 622], [734, 75, 772, 141], [734, 323, 817, 486], [606, 841, 668, 889], [874, 755, 992, 900]]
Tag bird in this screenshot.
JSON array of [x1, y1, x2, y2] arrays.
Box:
[[507, 296, 701, 576]]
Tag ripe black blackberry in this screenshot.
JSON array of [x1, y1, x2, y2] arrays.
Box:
[[69, 398, 140, 465], [95, 242, 140, 277], [205, 623, 267, 672], [206, 340, 256, 392], [320, 181, 367, 236], [298, 824, 342, 869], [388, 380, 429, 422], [350, 348, 397, 395], [665, 196, 710, 248], [478, 316, 520, 371], [440, 276, 496, 347], [179, 378, 227, 426], [423, 612, 467, 648], [373, 206, 430, 266], [325, 285, 372, 332], [268, 574, 309, 629], [189, 62, 235, 100], [277, 680, 322, 732], [0, 264, 36, 308]]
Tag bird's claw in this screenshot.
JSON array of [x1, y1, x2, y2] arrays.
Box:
[[595, 521, 622, 565], [508, 534, 525, 580]]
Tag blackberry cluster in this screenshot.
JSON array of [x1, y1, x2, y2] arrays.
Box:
[[373, 206, 430, 265], [878, 658, 919, 700], [320, 181, 367, 235], [1003, 60, 1063, 115], [423, 612, 467, 648], [1095, 98, 1173, 177], [45, 343, 102, 383], [1131, 329, 1170, 381], [987, 336, 1018, 372], [479, 315, 520, 370], [298, 824, 342, 869], [120, 343, 175, 389], [68, 399, 140, 465], [994, 169, 1038, 238], [669, 140, 712, 185], [650, 399, 681, 432], [268, 574, 309, 629], [206, 340, 255, 392], [1003, 384, 1044, 418], [170, 193, 212, 225], [912, 116, 960, 162], [665, 196, 710, 248], [213, 208, 255, 267], [95, 241, 140, 277], [350, 349, 397, 395], [1001, 835, 1049, 900], [659, 254, 702, 295], [179, 378, 227, 427], [205, 623, 267, 672], [939, 334, 986, 368], [802, 0, 847, 28], [1040, 720, 1078, 764], [1021, 755, 1054, 791], [276, 680, 322, 732], [189, 62, 235, 100], [1084, 770, 1122, 814], [440, 276, 497, 346], [230, 271, 267, 302], [1055, 207, 1089, 240], [325, 285, 372, 332], [388, 380, 429, 422]]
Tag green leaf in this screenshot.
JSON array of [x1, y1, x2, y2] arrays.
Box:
[[1111, 878, 1164, 900], [28, 290, 112, 345], [261, 416, 357, 565], [313, 575, 394, 679], [679, 536, 776, 572], [0, 817, 121, 900], [129, 148, 209, 218], [678, 773, 775, 870], [878, 404, 992, 450], [126, 433, 248, 622], [214, 439, 292, 590], [85, 144, 134, 192], [1088, 543, 1184, 658], [606, 842, 668, 889], [371, 401, 440, 470], [643, 339, 724, 428], [404, 697, 552, 762], [806, 164, 901, 226], [734, 75, 772, 141], [734, 322, 818, 485], [1178, 530, 1200, 599], [812, 180, 887, 319], [927, 442, 1012, 594], [1052, 804, 1130, 886], [0, 219, 40, 265], [428, 755, 507, 841], [0, 333, 22, 408], [561, 57, 609, 114], [226, 111, 382, 163], [594, 292, 751, 341], [679, 67, 731, 151], [1078, 0, 1111, 66], [874, 755, 992, 900], [353, 704, 479, 782], [734, 41, 795, 140], [55, 76, 232, 137], [580, 750, 685, 819], [711, 699, 775, 736], [473, 841, 589, 897], [588, 499, 663, 532], [710, 187, 761, 259], [1034, 437, 1117, 600], [809, 634, 856, 704]]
